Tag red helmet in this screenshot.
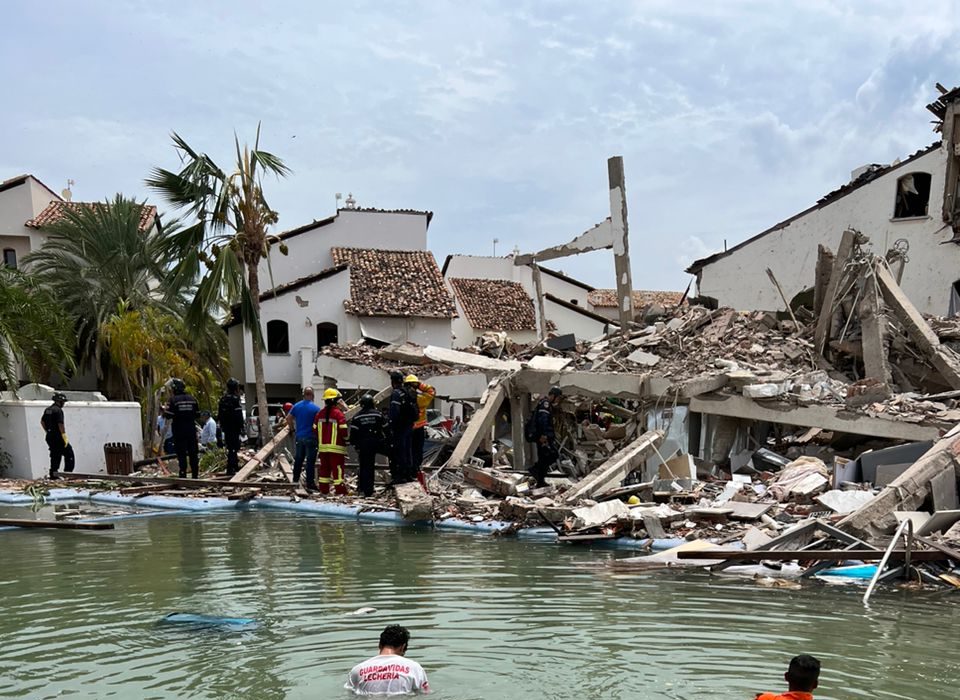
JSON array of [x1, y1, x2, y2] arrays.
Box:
[[283, 402, 293, 413]]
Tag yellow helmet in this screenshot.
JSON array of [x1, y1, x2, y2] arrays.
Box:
[[404, 374, 419, 384], [626, 495, 641, 506], [322, 388, 341, 401]]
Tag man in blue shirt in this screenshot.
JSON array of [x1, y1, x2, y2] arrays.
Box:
[[286, 386, 322, 490]]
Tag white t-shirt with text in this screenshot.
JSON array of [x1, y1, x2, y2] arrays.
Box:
[[345, 654, 430, 695]]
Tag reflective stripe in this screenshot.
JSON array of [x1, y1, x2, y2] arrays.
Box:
[[331, 464, 344, 485], [317, 417, 347, 454], [317, 476, 332, 484]]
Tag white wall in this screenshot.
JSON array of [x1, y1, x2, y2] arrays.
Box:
[[697, 147, 960, 315], [0, 400, 143, 479], [260, 210, 429, 287], [0, 177, 58, 265], [544, 297, 610, 341], [358, 316, 451, 346]]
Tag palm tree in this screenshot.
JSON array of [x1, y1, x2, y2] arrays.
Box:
[[0, 267, 75, 390], [146, 126, 290, 444], [24, 195, 175, 398]]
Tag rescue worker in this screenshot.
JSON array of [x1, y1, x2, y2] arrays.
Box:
[[530, 386, 563, 488], [755, 654, 821, 700], [407, 376, 436, 470], [315, 387, 348, 495], [166, 378, 200, 479], [388, 371, 417, 484], [350, 393, 386, 497], [41, 392, 75, 479], [287, 387, 321, 490], [217, 378, 245, 477]]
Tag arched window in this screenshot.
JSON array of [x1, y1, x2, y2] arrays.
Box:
[[316, 322, 338, 349], [266, 320, 289, 354], [2, 248, 16, 269], [894, 172, 932, 219]]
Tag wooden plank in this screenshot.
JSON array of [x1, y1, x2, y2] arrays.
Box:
[[444, 381, 507, 468], [60, 472, 297, 490], [277, 454, 294, 481], [814, 228, 859, 355], [0, 518, 114, 530], [562, 430, 664, 504], [915, 535, 960, 565], [858, 268, 892, 390], [231, 425, 290, 482], [875, 261, 960, 389], [677, 549, 948, 562]]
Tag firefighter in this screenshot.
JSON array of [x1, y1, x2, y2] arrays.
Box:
[[166, 378, 200, 478], [530, 386, 563, 488], [315, 388, 348, 495], [388, 371, 417, 484], [217, 378, 245, 476], [407, 376, 436, 470], [41, 392, 75, 479], [350, 393, 386, 497]]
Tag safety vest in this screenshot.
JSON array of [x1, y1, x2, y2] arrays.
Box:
[[315, 406, 348, 455]]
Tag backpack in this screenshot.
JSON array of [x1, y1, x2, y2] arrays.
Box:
[[523, 413, 538, 443]]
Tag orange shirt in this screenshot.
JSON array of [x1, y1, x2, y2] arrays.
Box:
[[756, 692, 814, 700]]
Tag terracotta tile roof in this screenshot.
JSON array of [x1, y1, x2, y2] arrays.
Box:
[[449, 278, 537, 331], [588, 289, 686, 308], [25, 201, 157, 232], [331, 247, 456, 318]]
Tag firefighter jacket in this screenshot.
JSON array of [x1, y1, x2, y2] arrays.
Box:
[[413, 383, 436, 430], [314, 405, 348, 455]]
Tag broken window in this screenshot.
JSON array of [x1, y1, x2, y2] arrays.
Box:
[[316, 322, 338, 348], [266, 320, 289, 354], [893, 172, 931, 219], [2, 248, 16, 269]]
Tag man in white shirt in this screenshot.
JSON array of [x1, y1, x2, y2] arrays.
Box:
[[345, 625, 430, 696], [198, 411, 218, 450]]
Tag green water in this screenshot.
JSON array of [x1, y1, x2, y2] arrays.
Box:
[[0, 510, 956, 699]]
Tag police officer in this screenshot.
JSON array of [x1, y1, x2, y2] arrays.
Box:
[[166, 378, 200, 479], [530, 386, 563, 488], [388, 371, 417, 484], [217, 378, 245, 476], [41, 392, 75, 479], [350, 394, 386, 497]]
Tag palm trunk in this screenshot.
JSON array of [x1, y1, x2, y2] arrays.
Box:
[[248, 263, 272, 446]]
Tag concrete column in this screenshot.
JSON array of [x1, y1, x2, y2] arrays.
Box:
[[608, 156, 634, 335]]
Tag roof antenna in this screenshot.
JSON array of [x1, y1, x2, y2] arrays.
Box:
[[335, 192, 342, 211], [493, 237, 499, 256], [61, 179, 74, 201]]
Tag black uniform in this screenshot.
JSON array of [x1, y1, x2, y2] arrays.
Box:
[[531, 397, 557, 488], [388, 386, 417, 484], [41, 403, 74, 478], [217, 392, 245, 476], [350, 407, 386, 497], [167, 391, 200, 478]]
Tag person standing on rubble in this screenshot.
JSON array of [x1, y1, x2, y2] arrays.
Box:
[[217, 378, 245, 477], [407, 375, 435, 469], [287, 386, 321, 491], [351, 393, 386, 497], [166, 378, 200, 479], [388, 371, 417, 484], [530, 386, 563, 488], [315, 387, 349, 495], [41, 392, 75, 479], [755, 654, 821, 700]]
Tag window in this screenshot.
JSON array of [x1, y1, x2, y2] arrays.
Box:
[[316, 322, 338, 349], [2, 248, 16, 269], [893, 172, 931, 219], [266, 320, 289, 354], [569, 299, 579, 306]]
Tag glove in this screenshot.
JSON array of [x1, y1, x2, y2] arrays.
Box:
[[62, 434, 69, 446]]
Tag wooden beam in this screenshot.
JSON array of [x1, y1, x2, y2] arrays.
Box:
[[858, 267, 892, 391], [0, 518, 115, 530], [875, 261, 960, 389], [814, 228, 860, 356], [60, 472, 298, 490], [443, 381, 507, 468], [677, 549, 948, 562], [231, 425, 290, 482], [562, 429, 664, 504]]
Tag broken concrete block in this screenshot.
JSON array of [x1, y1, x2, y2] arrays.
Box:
[[626, 349, 661, 367], [394, 482, 434, 521], [742, 383, 785, 399], [571, 499, 631, 530], [461, 464, 518, 497]]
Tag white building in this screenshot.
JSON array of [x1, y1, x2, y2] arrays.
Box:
[[0, 174, 62, 270], [688, 87, 960, 316], [227, 208, 456, 400], [441, 254, 615, 344]]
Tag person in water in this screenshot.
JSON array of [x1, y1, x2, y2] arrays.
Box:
[[345, 625, 429, 695], [756, 654, 821, 700]]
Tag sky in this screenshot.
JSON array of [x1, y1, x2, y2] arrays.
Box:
[[3, 1, 960, 291]]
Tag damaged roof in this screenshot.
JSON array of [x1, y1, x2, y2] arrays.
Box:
[[686, 142, 940, 274], [589, 289, 686, 308], [331, 247, 457, 318], [26, 201, 158, 232], [449, 278, 537, 331]]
